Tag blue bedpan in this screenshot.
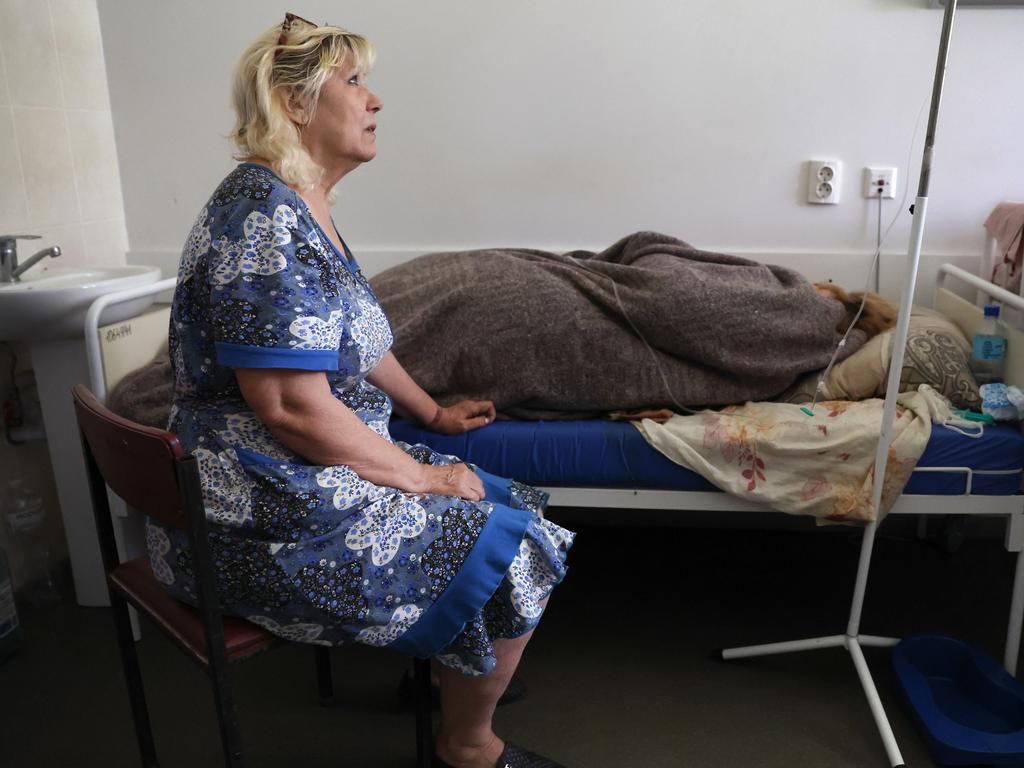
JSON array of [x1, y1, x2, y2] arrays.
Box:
[[892, 634, 1024, 766]]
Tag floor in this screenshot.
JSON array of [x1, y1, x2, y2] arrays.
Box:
[[0, 515, 1017, 768]]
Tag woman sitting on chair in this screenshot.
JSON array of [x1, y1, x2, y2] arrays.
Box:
[[152, 14, 574, 768]]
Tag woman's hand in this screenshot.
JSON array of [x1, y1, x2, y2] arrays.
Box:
[[418, 462, 485, 501], [431, 399, 496, 435]]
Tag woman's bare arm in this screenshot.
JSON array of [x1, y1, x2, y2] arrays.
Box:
[[367, 351, 496, 433], [235, 367, 483, 499], [365, 351, 438, 425]]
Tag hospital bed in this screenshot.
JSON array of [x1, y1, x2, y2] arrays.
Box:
[[85, 262, 1024, 765], [391, 263, 1024, 668], [388, 262, 1024, 767]]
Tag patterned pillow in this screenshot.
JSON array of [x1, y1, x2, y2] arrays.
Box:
[[775, 308, 981, 409], [894, 319, 982, 409]]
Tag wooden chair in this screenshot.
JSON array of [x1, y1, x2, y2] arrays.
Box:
[[72, 384, 434, 767]]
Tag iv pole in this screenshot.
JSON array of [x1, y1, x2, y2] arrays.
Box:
[[720, 1, 959, 765]]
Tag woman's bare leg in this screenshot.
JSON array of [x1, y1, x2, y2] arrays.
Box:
[[434, 627, 536, 768], [436, 506, 555, 767]]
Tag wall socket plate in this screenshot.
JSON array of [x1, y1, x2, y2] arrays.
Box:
[[863, 166, 897, 199], [808, 160, 841, 205]]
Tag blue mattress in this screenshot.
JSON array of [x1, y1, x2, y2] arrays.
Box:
[[389, 418, 1024, 496]]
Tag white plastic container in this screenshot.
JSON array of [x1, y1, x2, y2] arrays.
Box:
[[972, 304, 1008, 385], [4, 480, 58, 604]]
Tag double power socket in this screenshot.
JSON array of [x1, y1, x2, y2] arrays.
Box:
[[807, 160, 897, 205]]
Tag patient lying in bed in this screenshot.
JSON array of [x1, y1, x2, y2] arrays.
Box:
[[370, 231, 898, 419], [111, 234, 917, 426]]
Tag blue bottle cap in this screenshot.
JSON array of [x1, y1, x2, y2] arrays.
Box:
[[984, 304, 1000, 317]]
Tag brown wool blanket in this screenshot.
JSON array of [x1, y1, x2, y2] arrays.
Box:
[[107, 354, 173, 428], [371, 231, 864, 419]]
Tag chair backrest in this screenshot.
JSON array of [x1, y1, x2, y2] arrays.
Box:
[[72, 383, 188, 531]]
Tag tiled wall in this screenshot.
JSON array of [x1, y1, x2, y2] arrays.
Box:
[[0, 0, 126, 589], [0, 0, 128, 266]]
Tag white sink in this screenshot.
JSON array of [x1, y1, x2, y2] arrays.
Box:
[[0, 264, 162, 341]]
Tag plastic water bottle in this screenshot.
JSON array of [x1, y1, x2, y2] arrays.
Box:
[[4, 480, 58, 605], [0, 545, 19, 663], [971, 304, 1008, 385]]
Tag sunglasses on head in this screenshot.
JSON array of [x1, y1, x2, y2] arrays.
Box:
[[274, 12, 317, 60]]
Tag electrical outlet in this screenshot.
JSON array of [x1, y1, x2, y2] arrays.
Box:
[[863, 166, 897, 199], [808, 160, 841, 205]]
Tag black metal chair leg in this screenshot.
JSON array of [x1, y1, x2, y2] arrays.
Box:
[[413, 658, 433, 768], [206, 651, 245, 768], [109, 591, 160, 767], [315, 646, 334, 705]]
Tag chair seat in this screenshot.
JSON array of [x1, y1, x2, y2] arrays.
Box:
[[110, 557, 276, 666]]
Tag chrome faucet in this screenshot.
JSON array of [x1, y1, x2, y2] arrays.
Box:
[[0, 235, 61, 283]]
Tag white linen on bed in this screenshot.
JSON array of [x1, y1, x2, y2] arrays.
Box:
[[633, 386, 953, 523]]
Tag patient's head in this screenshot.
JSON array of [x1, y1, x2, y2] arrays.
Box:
[[814, 282, 898, 340]]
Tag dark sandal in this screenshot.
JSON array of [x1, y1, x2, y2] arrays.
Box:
[[398, 669, 527, 709], [493, 742, 568, 768], [433, 742, 567, 768]]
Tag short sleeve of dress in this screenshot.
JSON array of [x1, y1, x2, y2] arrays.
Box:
[[208, 193, 343, 372]]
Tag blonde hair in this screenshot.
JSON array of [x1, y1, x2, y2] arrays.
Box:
[[230, 18, 376, 191], [814, 282, 899, 340]]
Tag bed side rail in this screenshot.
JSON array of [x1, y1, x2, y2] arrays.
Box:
[[84, 277, 178, 402]]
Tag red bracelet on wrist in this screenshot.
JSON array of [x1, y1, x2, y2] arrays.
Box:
[[428, 405, 444, 428]]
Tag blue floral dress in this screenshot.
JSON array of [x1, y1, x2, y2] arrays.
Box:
[[148, 163, 574, 675]]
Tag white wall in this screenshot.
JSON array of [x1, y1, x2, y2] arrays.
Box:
[[0, 0, 128, 588], [0, 0, 128, 267], [99, 1, 1023, 284]]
